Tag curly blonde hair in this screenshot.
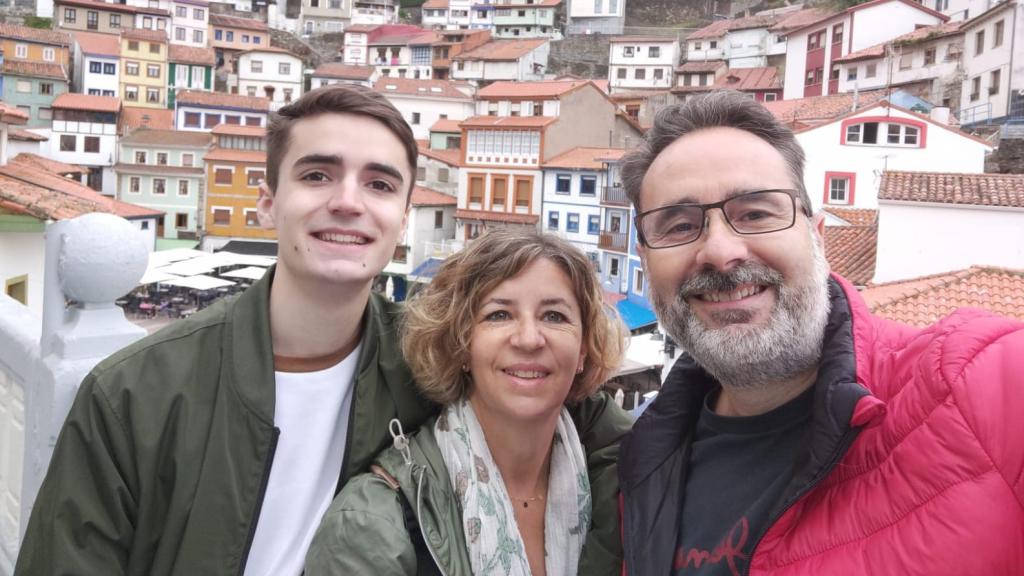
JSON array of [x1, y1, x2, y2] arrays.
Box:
[[402, 228, 627, 406]]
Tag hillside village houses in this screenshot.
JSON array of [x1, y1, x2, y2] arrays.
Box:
[[565, 0, 626, 35], [170, 0, 210, 47], [48, 93, 120, 193], [119, 28, 168, 109], [53, 0, 170, 36], [607, 36, 679, 94], [450, 37, 550, 84], [0, 24, 72, 129], [421, 0, 474, 30], [384, 185, 458, 298], [958, 1, 1024, 124], [71, 31, 119, 98], [174, 89, 270, 130], [202, 123, 275, 251], [310, 63, 379, 88], [375, 76, 475, 138], [209, 13, 270, 69], [299, 0, 351, 36], [167, 44, 216, 107], [233, 47, 303, 109]]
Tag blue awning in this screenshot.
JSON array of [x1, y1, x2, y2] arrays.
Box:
[[408, 258, 446, 283], [616, 299, 657, 331]]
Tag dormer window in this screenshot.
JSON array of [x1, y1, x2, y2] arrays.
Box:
[[843, 118, 925, 147]]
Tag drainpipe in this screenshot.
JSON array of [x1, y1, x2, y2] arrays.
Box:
[[1006, 1, 1018, 119]]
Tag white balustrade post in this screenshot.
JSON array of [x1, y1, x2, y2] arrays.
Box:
[[20, 213, 148, 539]]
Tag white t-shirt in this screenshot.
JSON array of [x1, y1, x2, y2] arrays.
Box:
[[243, 343, 361, 576]]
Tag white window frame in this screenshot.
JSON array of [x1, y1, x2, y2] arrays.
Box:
[[213, 165, 235, 186], [828, 176, 851, 205], [212, 206, 233, 226]]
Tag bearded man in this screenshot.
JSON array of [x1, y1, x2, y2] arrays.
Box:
[[617, 90, 1024, 576]]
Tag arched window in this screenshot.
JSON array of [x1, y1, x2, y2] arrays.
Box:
[[841, 116, 926, 148]]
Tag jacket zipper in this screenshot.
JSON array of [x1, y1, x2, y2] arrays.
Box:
[[416, 466, 449, 576], [237, 427, 280, 576], [741, 427, 860, 576]]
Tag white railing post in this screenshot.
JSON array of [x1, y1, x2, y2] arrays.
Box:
[[20, 213, 148, 542]]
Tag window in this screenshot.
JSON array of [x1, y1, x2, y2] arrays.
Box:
[[34, 81, 53, 96], [128, 40, 139, 51], [184, 112, 201, 127], [103, 89, 115, 97], [975, 30, 985, 55], [587, 215, 600, 235], [899, 52, 912, 70], [143, 16, 152, 28], [924, 47, 936, 65], [215, 168, 233, 184], [87, 10, 98, 29], [215, 29, 222, 40], [84, 136, 100, 153], [580, 175, 596, 196], [225, 115, 240, 125], [990, 69, 1001, 94], [830, 63, 840, 80], [130, 177, 141, 193], [438, 168, 449, 183], [623, 46, 635, 57], [693, 41, 701, 50], [226, 31, 234, 41], [654, 68, 664, 80], [279, 62, 291, 75], [154, 152, 167, 165], [411, 112, 420, 125], [153, 179, 166, 195], [609, 257, 620, 277], [125, 85, 138, 101], [514, 178, 530, 208], [253, 36, 261, 44], [709, 40, 717, 49], [617, 68, 626, 79], [213, 208, 231, 225], [39, 107, 52, 120], [193, 30, 203, 43], [246, 116, 261, 126], [416, 166, 426, 181], [247, 169, 265, 186], [555, 174, 571, 194], [434, 210, 444, 229], [994, 20, 1004, 48], [176, 6, 187, 16], [65, 7, 76, 22], [832, 23, 843, 46], [648, 46, 660, 58], [567, 213, 579, 233], [246, 86, 257, 97], [469, 175, 484, 204], [251, 60, 263, 73], [491, 176, 507, 207], [827, 175, 851, 204], [147, 64, 160, 78], [147, 88, 160, 103], [176, 213, 188, 228], [244, 210, 259, 227], [633, 268, 644, 294], [40, 47, 56, 62], [865, 63, 877, 78], [103, 62, 115, 74], [205, 114, 220, 128], [971, 76, 981, 100], [60, 135, 76, 151], [126, 61, 139, 76], [283, 88, 293, 103], [150, 42, 160, 54], [176, 27, 186, 41], [635, 68, 646, 80], [764, 93, 778, 102], [548, 211, 559, 230], [90, 61, 102, 74], [194, 7, 204, 19], [847, 68, 858, 81]]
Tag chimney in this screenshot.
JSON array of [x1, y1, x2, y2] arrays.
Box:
[[930, 106, 951, 125]]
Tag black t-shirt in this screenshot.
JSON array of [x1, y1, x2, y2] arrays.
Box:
[[674, 386, 814, 576]]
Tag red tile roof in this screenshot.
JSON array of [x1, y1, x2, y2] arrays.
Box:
[[56, 0, 168, 15], [0, 22, 71, 46], [836, 20, 965, 63], [676, 60, 727, 73], [7, 127, 47, 141], [169, 44, 215, 65], [422, 0, 448, 7], [762, 89, 889, 128], [120, 127, 212, 147], [878, 171, 1024, 208], [861, 266, 1024, 326], [2, 60, 68, 81], [768, 7, 840, 33], [411, 186, 457, 206], [417, 140, 462, 166], [176, 89, 270, 111], [543, 147, 625, 170], [834, 44, 885, 63], [52, 92, 120, 113], [689, 14, 781, 40], [430, 118, 462, 132], [455, 208, 539, 224], [236, 46, 298, 57], [0, 160, 161, 220], [711, 66, 780, 91], [477, 79, 590, 99], [460, 115, 556, 128], [453, 38, 548, 61], [374, 77, 472, 100], [122, 28, 167, 42], [73, 30, 120, 56], [610, 36, 679, 43], [209, 13, 268, 31], [313, 63, 375, 80], [120, 106, 173, 133], [203, 148, 266, 163], [0, 101, 29, 124], [823, 207, 879, 226], [211, 124, 266, 137], [825, 224, 877, 286], [10, 153, 88, 175]]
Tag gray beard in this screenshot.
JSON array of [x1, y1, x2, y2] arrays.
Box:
[[650, 238, 831, 390]]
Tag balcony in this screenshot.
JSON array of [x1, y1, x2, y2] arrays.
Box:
[[601, 185, 629, 206], [599, 231, 628, 252]]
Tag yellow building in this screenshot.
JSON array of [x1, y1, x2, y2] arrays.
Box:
[[119, 28, 168, 109], [203, 124, 275, 242]]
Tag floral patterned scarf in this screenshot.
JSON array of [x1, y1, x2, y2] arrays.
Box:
[[435, 400, 591, 576]]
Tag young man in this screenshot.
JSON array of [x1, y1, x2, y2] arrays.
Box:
[[16, 85, 631, 575], [618, 90, 1024, 575]]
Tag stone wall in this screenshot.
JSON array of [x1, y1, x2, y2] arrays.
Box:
[[547, 34, 612, 79], [988, 136, 1024, 174]]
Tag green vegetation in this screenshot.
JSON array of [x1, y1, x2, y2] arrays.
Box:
[[23, 16, 53, 29], [400, 0, 425, 7]]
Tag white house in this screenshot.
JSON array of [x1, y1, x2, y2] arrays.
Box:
[[367, 28, 438, 79], [959, 0, 1023, 124], [174, 89, 270, 131], [352, 0, 399, 25], [541, 147, 624, 263], [608, 36, 679, 93], [794, 101, 992, 210], [384, 185, 457, 284], [936, 0, 993, 21], [684, 14, 781, 68], [49, 93, 120, 194], [421, 0, 473, 29], [874, 171, 1024, 282], [835, 21, 965, 111], [374, 77, 475, 139], [234, 47, 304, 110], [171, 0, 210, 47], [418, 136, 461, 196], [72, 31, 120, 98], [450, 38, 550, 84], [565, 0, 625, 35], [310, 63, 379, 88], [492, 0, 561, 39], [781, 0, 947, 100]]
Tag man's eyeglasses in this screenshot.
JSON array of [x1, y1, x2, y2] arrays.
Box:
[[636, 189, 805, 249]]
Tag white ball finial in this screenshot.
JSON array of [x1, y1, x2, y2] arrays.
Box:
[[58, 213, 149, 305]]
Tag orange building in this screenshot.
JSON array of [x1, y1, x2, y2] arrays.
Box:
[[202, 124, 275, 247]]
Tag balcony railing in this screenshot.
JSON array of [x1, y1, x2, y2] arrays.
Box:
[[602, 185, 629, 206], [424, 239, 464, 258], [599, 231, 629, 252]]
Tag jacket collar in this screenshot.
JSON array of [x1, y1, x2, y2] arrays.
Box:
[[620, 275, 873, 490]]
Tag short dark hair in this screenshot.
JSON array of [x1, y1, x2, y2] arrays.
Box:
[[265, 84, 418, 199], [621, 90, 812, 215]]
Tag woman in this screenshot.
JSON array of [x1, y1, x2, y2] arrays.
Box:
[[306, 228, 627, 576]]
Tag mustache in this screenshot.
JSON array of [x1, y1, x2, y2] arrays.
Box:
[[677, 262, 784, 298]]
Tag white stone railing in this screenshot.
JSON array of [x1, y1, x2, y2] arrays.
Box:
[[0, 213, 148, 574]]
